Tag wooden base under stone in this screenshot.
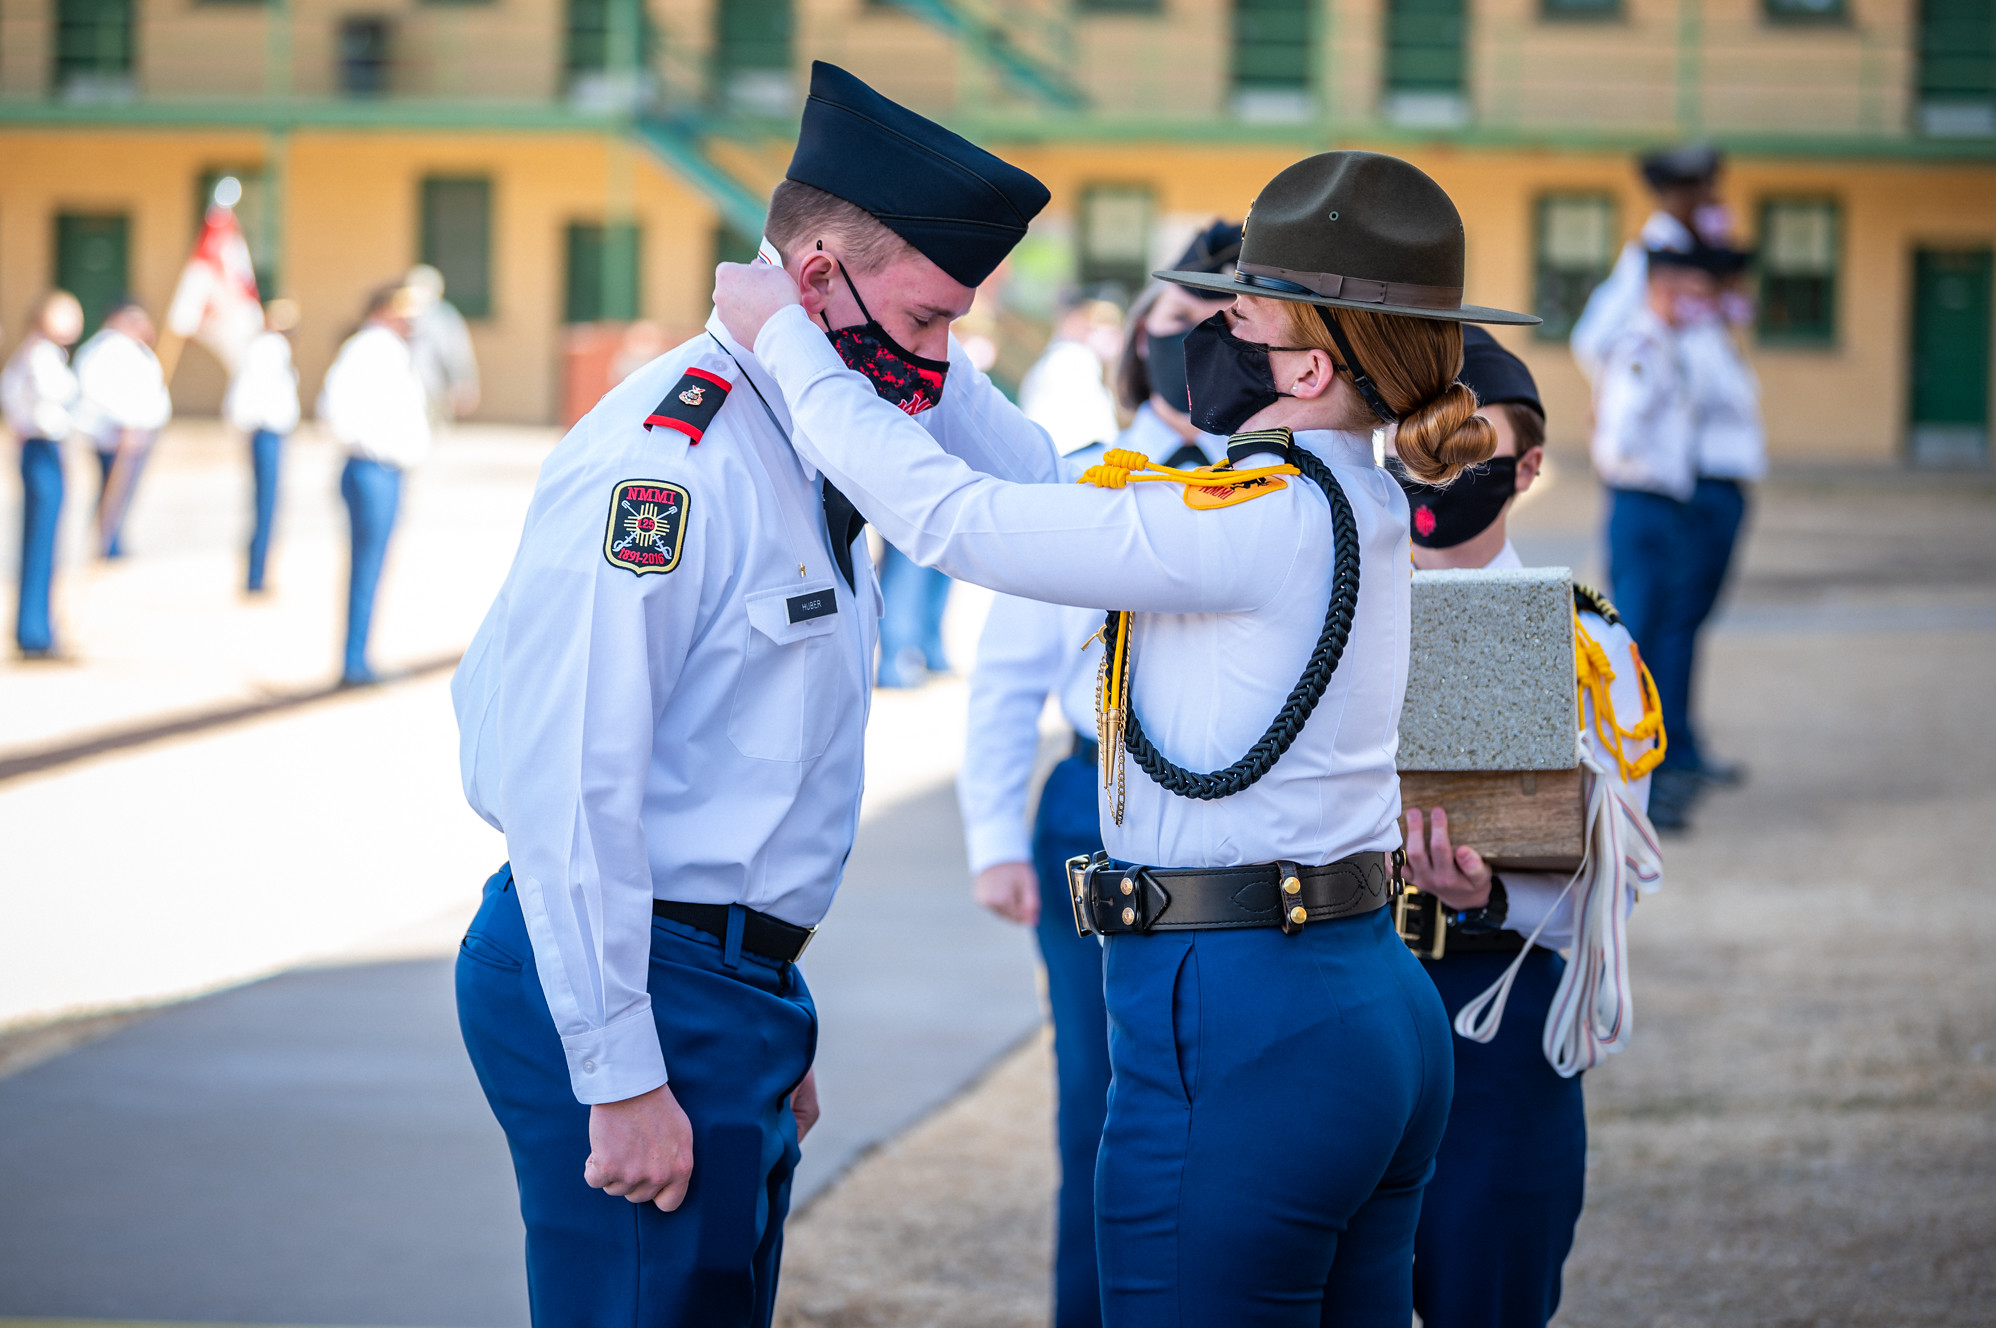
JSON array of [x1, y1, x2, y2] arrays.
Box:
[[1397, 767, 1586, 872]]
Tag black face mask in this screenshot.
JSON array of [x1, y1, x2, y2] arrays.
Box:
[[1183, 312, 1311, 435], [1144, 326, 1192, 415], [819, 251, 951, 416], [1391, 455, 1520, 548]]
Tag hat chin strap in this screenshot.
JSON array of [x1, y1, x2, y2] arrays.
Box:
[[1315, 312, 1401, 425]]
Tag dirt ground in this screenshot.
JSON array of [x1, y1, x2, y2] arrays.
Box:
[[772, 462, 1996, 1328]]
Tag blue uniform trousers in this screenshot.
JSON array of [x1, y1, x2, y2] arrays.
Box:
[[1412, 949, 1586, 1328], [875, 543, 951, 685], [247, 428, 283, 592], [1096, 906, 1454, 1326], [340, 456, 401, 683], [16, 438, 63, 652], [1606, 480, 1746, 773], [93, 441, 151, 559], [457, 866, 817, 1328], [1029, 753, 1113, 1328]]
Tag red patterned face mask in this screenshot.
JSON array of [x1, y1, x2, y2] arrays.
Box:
[[819, 254, 950, 416]]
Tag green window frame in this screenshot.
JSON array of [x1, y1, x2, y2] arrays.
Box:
[[565, 0, 658, 80], [337, 16, 394, 98], [420, 176, 494, 319], [54, 0, 135, 92], [716, 0, 792, 74], [1081, 0, 1163, 11], [1077, 184, 1154, 298], [1540, 0, 1620, 21], [1763, 0, 1847, 22], [1232, 0, 1312, 93], [1385, 0, 1466, 95], [1533, 194, 1618, 342], [54, 213, 131, 340], [566, 222, 644, 323], [1917, 0, 1996, 136], [1757, 199, 1839, 347]]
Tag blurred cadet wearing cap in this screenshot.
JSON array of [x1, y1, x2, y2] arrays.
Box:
[[225, 297, 301, 594], [73, 296, 171, 559], [1592, 242, 1760, 828], [1393, 330, 1653, 1328], [406, 263, 481, 423], [451, 62, 1058, 1328], [957, 221, 1237, 1328], [319, 283, 429, 686], [722, 148, 1539, 1325], [1569, 143, 1728, 381], [3, 290, 84, 657]]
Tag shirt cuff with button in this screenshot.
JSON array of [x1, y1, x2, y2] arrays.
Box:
[[561, 1002, 669, 1105]]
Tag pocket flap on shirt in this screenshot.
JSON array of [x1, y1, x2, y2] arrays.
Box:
[[744, 582, 842, 644]]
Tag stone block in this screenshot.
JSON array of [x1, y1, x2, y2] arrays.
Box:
[[1398, 566, 1578, 771]]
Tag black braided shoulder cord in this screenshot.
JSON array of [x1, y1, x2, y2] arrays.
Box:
[[1106, 445, 1362, 801]]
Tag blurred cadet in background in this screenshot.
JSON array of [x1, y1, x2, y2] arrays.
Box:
[[3, 290, 84, 659], [874, 539, 953, 688], [73, 296, 171, 559], [1570, 144, 1728, 381], [954, 218, 1238, 1328], [319, 283, 429, 686], [406, 264, 481, 425], [1591, 241, 1759, 828], [1020, 297, 1123, 455], [224, 297, 301, 594], [1393, 330, 1636, 1328]]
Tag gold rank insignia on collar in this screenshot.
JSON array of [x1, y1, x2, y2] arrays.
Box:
[[1075, 429, 1301, 510]]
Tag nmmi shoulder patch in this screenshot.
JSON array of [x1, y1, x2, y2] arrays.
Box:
[[1182, 472, 1288, 510], [604, 479, 690, 575], [645, 367, 732, 444]]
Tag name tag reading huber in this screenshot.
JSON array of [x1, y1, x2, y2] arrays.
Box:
[[786, 590, 838, 625]]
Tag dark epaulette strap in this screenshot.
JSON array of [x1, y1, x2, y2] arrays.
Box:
[[1104, 445, 1362, 801], [1573, 582, 1621, 626], [1227, 429, 1294, 466]]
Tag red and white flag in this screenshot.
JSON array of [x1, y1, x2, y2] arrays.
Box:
[[166, 203, 263, 372]]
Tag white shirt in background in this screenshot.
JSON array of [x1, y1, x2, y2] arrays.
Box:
[[318, 324, 431, 470], [1018, 338, 1120, 456], [2, 334, 79, 442], [410, 300, 480, 420], [1569, 211, 1696, 382], [1683, 320, 1767, 482], [71, 328, 171, 449], [1590, 306, 1698, 501], [224, 330, 301, 436]]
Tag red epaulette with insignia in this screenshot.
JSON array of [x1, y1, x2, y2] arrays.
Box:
[[645, 367, 731, 444]]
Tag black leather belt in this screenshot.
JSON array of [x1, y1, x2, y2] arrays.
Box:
[[652, 900, 815, 963], [1066, 850, 1394, 938]]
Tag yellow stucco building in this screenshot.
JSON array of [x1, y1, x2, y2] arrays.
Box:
[[2, 0, 1992, 460]]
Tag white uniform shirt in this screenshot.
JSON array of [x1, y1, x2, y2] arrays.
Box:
[[756, 303, 1412, 874], [1570, 211, 1695, 382], [318, 324, 431, 470], [957, 406, 1228, 875], [1682, 320, 1767, 482], [1018, 338, 1119, 455], [1591, 306, 1697, 501], [71, 328, 171, 449], [224, 330, 301, 435], [452, 311, 1063, 1105], [411, 300, 480, 419], [1, 334, 79, 442]]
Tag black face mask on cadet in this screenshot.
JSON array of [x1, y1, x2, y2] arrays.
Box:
[[1391, 455, 1520, 548], [1144, 326, 1192, 414], [819, 249, 951, 416], [1182, 312, 1319, 435]]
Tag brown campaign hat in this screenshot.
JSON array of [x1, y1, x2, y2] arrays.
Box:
[[1158, 151, 1539, 326]]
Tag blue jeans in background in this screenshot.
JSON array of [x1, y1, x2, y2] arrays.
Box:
[[247, 429, 284, 592], [340, 456, 402, 684], [93, 439, 153, 559], [1606, 480, 1747, 774], [876, 543, 951, 687], [16, 439, 63, 653]]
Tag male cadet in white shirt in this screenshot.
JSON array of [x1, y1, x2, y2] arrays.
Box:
[[1392, 329, 1656, 1328], [955, 219, 1236, 1328], [3, 290, 84, 657], [224, 297, 301, 593], [452, 62, 1057, 1328], [72, 296, 172, 559]]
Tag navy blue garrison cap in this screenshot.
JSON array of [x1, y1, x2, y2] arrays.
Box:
[[1459, 326, 1543, 420], [786, 62, 1051, 288]]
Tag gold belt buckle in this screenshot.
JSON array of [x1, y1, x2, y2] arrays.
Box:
[[1393, 889, 1446, 960], [1066, 853, 1100, 938]]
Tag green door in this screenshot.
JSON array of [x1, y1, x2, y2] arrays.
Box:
[[55, 212, 130, 340], [1909, 248, 1993, 465]]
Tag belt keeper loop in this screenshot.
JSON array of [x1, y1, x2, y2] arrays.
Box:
[[1276, 859, 1306, 935], [722, 902, 747, 970]]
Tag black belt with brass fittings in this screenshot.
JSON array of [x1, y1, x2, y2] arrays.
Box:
[[1065, 850, 1395, 938]]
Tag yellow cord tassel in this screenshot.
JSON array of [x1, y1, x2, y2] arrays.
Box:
[[1574, 611, 1667, 782], [1077, 449, 1300, 509]]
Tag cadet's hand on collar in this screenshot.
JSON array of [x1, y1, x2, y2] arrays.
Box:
[[714, 262, 805, 352]]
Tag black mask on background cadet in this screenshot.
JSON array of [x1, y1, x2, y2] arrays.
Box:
[[819, 248, 951, 416], [1390, 455, 1520, 547], [1144, 327, 1192, 415], [1183, 312, 1295, 435]]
